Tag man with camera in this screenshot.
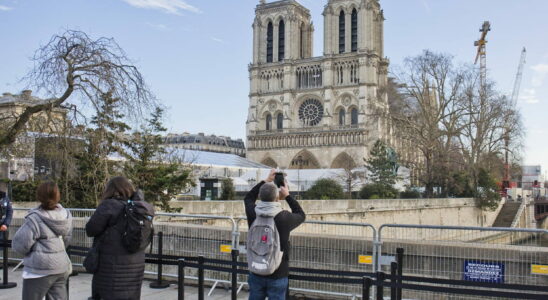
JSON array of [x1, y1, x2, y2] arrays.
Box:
[[244, 169, 306, 300]]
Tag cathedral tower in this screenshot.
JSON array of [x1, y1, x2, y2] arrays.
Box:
[[246, 0, 390, 170]]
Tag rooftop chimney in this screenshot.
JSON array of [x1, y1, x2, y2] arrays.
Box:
[[21, 90, 32, 100]]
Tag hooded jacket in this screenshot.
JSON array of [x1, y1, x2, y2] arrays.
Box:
[[12, 204, 73, 276], [245, 181, 306, 278]]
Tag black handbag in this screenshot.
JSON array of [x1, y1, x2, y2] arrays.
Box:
[[83, 231, 107, 273], [83, 243, 100, 273]]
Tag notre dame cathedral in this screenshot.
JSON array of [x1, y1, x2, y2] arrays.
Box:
[[246, 0, 391, 170]]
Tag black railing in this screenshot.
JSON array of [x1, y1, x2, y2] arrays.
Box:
[[2, 232, 548, 299]]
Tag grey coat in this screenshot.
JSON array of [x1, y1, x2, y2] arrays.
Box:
[[12, 204, 73, 276]]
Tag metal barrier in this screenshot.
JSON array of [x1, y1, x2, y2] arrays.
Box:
[[378, 224, 548, 299], [149, 212, 237, 296], [7, 207, 548, 299], [236, 217, 377, 299]]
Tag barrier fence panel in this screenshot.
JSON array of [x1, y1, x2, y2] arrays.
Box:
[[378, 224, 548, 300], [236, 217, 377, 299], [151, 213, 237, 294]]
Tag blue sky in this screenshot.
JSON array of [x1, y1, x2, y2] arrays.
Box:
[[1, 0, 547, 173]]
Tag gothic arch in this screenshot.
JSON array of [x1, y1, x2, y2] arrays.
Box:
[[259, 99, 282, 117], [261, 156, 278, 168], [331, 152, 357, 169], [333, 93, 356, 111], [289, 149, 321, 169]]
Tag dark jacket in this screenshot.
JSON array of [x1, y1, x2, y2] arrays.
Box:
[[86, 193, 154, 300], [0, 194, 13, 227], [244, 181, 306, 279]]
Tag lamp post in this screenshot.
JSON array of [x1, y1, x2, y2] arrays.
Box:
[[6, 154, 14, 201], [247, 177, 256, 189], [293, 155, 306, 199]]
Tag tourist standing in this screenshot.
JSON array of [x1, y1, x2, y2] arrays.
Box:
[[0, 189, 13, 261], [244, 169, 306, 300], [86, 177, 154, 300], [12, 182, 73, 300]]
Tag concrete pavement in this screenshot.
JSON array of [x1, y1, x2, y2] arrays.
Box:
[[0, 269, 249, 299]]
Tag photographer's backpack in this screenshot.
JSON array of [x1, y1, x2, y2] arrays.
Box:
[[246, 215, 283, 275], [119, 200, 154, 253]]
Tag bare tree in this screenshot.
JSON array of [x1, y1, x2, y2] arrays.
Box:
[[390, 50, 524, 200], [391, 51, 467, 197], [0, 30, 156, 149]]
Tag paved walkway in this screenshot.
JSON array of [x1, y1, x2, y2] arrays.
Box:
[[1, 269, 249, 299]]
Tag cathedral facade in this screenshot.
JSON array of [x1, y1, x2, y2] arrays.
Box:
[[246, 0, 390, 170]]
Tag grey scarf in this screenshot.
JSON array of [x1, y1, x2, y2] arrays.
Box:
[[255, 201, 282, 217]]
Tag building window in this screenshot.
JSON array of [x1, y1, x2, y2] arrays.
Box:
[[300, 23, 305, 58], [351, 9, 358, 52], [276, 113, 283, 130], [338, 108, 346, 125], [339, 11, 345, 54], [267, 22, 273, 63], [278, 20, 285, 61], [266, 114, 272, 131], [351, 107, 358, 125]]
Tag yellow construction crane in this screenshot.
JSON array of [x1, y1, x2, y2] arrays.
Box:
[[474, 21, 491, 89]]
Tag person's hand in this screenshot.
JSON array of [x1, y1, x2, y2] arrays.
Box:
[[0, 225, 7, 232], [265, 169, 276, 183], [279, 184, 289, 200]]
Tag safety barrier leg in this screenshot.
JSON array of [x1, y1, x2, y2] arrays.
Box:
[[0, 231, 16, 289], [178, 258, 185, 300], [396, 248, 404, 300], [390, 262, 397, 299], [198, 255, 204, 300], [362, 277, 372, 300], [231, 249, 239, 300], [67, 274, 70, 300], [150, 232, 170, 289], [376, 272, 385, 300]]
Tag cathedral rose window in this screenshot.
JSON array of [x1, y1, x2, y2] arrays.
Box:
[[298, 99, 323, 126]]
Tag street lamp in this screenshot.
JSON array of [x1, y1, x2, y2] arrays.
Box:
[[247, 177, 256, 188], [292, 155, 306, 199]]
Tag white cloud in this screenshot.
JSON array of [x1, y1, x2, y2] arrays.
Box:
[[122, 0, 201, 15], [531, 63, 548, 87], [145, 22, 170, 31], [211, 37, 225, 44], [0, 5, 12, 11], [520, 88, 540, 104]]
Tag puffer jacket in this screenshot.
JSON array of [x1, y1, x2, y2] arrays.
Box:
[[12, 204, 73, 276], [86, 193, 154, 300]]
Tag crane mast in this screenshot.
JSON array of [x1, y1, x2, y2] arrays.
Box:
[[510, 48, 527, 106], [474, 21, 491, 90], [503, 48, 527, 191]]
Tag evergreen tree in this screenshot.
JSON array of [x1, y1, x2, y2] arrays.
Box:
[[365, 140, 398, 187], [304, 178, 345, 200], [65, 92, 131, 207], [220, 178, 236, 200], [124, 107, 194, 211]]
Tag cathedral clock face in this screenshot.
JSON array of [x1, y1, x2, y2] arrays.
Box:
[[298, 99, 323, 126]]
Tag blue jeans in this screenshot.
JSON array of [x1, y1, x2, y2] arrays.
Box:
[[248, 273, 288, 300]]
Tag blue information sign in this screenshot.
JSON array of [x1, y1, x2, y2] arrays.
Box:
[[463, 260, 505, 283]]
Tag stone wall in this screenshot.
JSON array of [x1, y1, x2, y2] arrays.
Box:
[[167, 197, 503, 228]]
